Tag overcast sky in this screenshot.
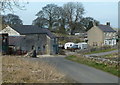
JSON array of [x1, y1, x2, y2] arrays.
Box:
[[4, 0, 119, 28]]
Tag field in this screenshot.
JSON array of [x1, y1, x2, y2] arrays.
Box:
[[2, 55, 73, 83]]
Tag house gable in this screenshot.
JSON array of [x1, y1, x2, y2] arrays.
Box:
[[0, 26, 20, 36], [87, 26, 103, 35], [87, 26, 104, 46]]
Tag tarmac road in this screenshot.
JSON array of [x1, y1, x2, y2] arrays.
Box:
[[27, 55, 119, 83]]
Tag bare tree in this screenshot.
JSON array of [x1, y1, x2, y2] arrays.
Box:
[[34, 2, 85, 34], [0, 0, 28, 12], [63, 2, 85, 35], [80, 17, 100, 31], [3, 13, 23, 25], [35, 4, 62, 30], [32, 17, 48, 28], [52, 7, 67, 33], [0, 0, 28, 30]]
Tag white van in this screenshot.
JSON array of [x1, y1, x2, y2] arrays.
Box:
[[64, 42, 75, 49], [77, 42, 88, 49]]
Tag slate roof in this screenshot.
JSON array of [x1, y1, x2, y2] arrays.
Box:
[[10, 25, 56, 38], [98, 25, 116, 32]]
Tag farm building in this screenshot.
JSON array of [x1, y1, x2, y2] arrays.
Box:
[[0, 25, 58, 55]]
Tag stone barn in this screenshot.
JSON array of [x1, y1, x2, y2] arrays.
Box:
[[0, 25, 58, 55]]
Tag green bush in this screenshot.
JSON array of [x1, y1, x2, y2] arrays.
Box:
[[74, 39, 82, 43], [90, 47, 97, 52]]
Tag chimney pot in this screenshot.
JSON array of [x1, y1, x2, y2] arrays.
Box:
[[106, 22, 110, 26]]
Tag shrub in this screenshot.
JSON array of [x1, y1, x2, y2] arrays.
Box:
[[101, 45, 112, 50], [58, 49, 65, 55], [90, 47, 97, 52], [74, 39, 82, 43]]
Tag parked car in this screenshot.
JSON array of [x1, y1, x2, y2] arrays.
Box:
[[67, 44, 79, 51], [71, 44, 79, 49]]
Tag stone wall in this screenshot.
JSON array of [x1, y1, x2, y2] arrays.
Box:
[[15, 34, 49, 54], [83, 55, 119, 67]]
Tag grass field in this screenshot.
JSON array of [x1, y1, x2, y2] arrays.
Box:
[[2, 55, 74, 83]]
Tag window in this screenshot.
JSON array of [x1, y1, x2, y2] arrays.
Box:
[[38, 35, 39, 40], [104, 40, 107, 45], [93, 42, 97, 46], [109, 40, 111, 45], [109, 33, 112, 36], [38, 47, 40, 50], [113, 33, 116, 37], [43, 45, 45, 48], [106, 33, 109, 36], [54, 38, 56, 43], [32, 45, 34, 50], [104, 33, 107, 36], [95, 42, 98, 46], [113, 40, 114, 45]]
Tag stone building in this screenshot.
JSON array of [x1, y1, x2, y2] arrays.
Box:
[[0, 25, 58, 55], [87, 22, 117, 47]]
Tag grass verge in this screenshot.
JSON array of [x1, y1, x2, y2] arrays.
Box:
[[99, 53, 118, 58], [84, 48, 117, 55], [66, 55, 119, 77]]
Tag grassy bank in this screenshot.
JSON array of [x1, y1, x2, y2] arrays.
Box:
[[66, 55, 119, 77], [2, 56, 74, 83], [100, 53, 118, 58], [84, 48, 117, 55]]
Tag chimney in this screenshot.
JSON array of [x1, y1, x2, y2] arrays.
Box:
[[92, 21, 96, 26], [106, 22, 110, 26]]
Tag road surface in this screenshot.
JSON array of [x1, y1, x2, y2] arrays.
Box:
[[26, 55, 119, 83]]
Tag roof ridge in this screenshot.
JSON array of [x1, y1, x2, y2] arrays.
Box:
[[9, 25, 56, 38], [97, 25, 116, 32]]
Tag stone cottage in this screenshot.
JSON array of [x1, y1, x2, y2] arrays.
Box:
[[0, 25, 58, 55], [87, 22, 117, 47]]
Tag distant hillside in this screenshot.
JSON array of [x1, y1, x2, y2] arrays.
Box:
[[113, 28, 119, 32]]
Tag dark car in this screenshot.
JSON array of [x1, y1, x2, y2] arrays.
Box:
[[68, 44, 79, 51], [71, 45, 79, 49]]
